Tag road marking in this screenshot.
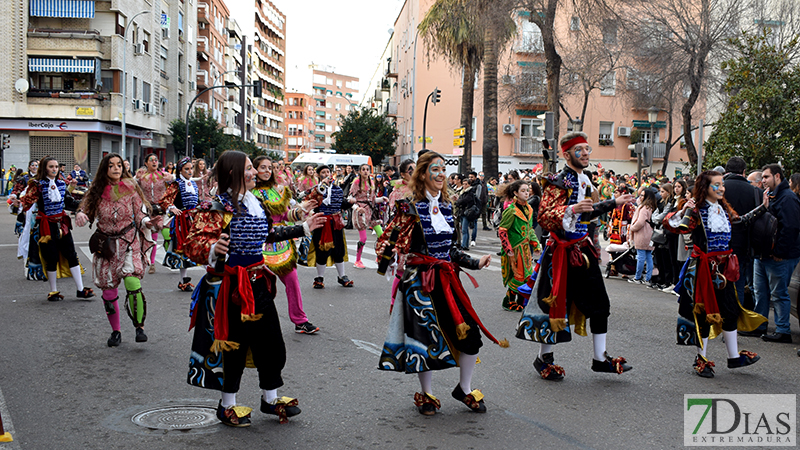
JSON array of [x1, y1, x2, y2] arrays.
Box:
[[351, 339, 382, 356]]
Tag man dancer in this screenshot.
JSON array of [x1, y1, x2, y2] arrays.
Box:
[[516, 132, 634, 380]]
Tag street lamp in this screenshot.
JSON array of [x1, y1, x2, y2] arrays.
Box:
[[121, 10, 151, 162], [646, 106, 659, 177]]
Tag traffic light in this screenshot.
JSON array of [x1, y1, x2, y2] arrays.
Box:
[[253, 80, 262, 98], [431, 88, 441, 105], [1, 134, 9, 150]]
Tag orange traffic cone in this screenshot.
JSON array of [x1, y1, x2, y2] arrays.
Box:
[[0, 410, 12, 442]]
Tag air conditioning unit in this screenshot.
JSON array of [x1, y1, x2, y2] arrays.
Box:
[[162, 28, 170, 40], [400, 79, 407, 89], [618, 126, 631, 137], [133, 99, 141, 109], [134, 43, 144, 55], [143, 102, 151, 113], [502, 124, 516, 134]]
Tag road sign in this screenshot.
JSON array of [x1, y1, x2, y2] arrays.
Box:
[[417, 136, 432, 143], [453, 147, 464, 156], [454, 127, 465, 137], [453, 137, 465, 147]]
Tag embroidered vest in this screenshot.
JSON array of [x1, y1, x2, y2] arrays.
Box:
[[415, 199, 454, 261]]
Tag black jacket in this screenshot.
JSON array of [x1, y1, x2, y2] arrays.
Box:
[[767, 178, 800, 259], [723, 173, 761, 254], [456, 179, 487, 210]]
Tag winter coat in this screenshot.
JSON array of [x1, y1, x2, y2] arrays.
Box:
[[629, 205, 654, 251]]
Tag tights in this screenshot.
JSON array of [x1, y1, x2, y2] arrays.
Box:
[[101, 276, 145, 330]]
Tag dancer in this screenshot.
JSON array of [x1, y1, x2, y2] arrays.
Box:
[[305, 165, 354, 288], [159, 157, 199, 291], [19, 157, 93, 301], [183, 150, 325, 427], [12, 160, 46, 280], [349, 164, 388, 269], [296, 164, 317, 194], [665, 171, 767, 378], [252, 156, 320, 335], [136, 154, 174, 274], [192, 159, 214, 202], [76, 154, 155, 346], [516, 132, 633, 381], [376, 151, 507, 416], [384, 159, 416, 308], [498, 181, 541, 312]]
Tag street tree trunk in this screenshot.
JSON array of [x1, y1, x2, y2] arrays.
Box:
[[461, 63, 475, 174], [533, 0, 562, 172], [482, 25, 499, 180]]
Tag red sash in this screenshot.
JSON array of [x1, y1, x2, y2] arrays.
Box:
[[541, 234, 587, 332], [691, 246, 732, 325], [36, 211, 68, 241]]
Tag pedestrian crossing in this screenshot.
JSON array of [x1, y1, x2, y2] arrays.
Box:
[[78, 246, 208, 274]]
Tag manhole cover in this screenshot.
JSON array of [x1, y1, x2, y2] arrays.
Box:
[[131, 405, 218, 430]]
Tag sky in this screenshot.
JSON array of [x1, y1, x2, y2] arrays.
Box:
[[228, 0, 406, 99]]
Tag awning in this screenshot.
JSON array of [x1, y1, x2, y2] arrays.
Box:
[[29, 57, 95, 73], [315, 122, 325, 127], [516, 109, 546, 116], [632, 120, 667, 129], [315, 111, 325, 117], [30, 0, 95, 18]]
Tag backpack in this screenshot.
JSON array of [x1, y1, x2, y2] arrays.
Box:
[[749, 188, 777, 258]]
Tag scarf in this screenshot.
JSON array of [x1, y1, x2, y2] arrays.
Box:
[[425, 190, 452, 234], [47, 178, 62, 203], [181, 175, 196, 195]]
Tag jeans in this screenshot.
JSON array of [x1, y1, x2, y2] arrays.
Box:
[[461, 216, 477, 248], [753, 256, 800, 334], [635, 249, 653, 282]]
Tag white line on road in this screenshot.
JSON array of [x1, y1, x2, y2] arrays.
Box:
[[351, 339, 383, 356]]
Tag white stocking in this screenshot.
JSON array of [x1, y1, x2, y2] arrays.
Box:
[[221, 392, 236, 408], [698, 338, 709, 358], [335, 262, 345, 277], [723, 331, 739, 359], [316, 264, 326, 277], [263, 389, 277, 403], [539, 344, 554, 358], [418, 371, 432, 394], [592, 333, 607, 361], [47, 271, 58, 292], [459, 353, 478, 393], [69, 266, 84, 291]]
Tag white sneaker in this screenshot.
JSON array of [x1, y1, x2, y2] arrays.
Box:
[[470, 240, 476, 247], [661, 284, 675, 293]]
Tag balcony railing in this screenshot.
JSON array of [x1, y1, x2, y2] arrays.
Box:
[[515, 138, 544, 156], [286, 130, 306, 136]]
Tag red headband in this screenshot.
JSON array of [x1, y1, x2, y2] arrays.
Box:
[[561, 136, 588, 152]]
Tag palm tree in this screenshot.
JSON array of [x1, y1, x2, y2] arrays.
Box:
[[418, 0, 484, 174]]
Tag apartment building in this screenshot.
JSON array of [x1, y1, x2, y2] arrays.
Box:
[[252, 0, 285, 157], [284, 92, 314, 159], [362, 0, 702, 176], [195, 0, 229, 131], [311, 68, 358, 152], [0, 0, 196, 174]]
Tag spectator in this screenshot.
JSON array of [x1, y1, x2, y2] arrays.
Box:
[[455, 172, 486, 250], [753, 164, 800, 343], [383, 165, 399, 181], [628, 188, 657, 286], [789, 173, 800, 198], [722, 156, 762, 316], [650, 183, 675, 289], [70, 164, 89, 187], [747, 170, 763, 189]]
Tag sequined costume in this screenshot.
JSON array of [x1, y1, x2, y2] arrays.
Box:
[[158, 177, 199, 270], [498, 200, 541, 311]]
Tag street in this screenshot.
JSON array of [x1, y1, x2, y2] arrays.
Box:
[[0, 211, 798, 450]]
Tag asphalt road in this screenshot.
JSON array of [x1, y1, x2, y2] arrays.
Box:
[[0, 212, 798, 450]]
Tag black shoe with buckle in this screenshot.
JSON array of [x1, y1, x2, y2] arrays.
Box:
[[591, 352, 632, 374], [178, 277, 194, 292], [761, 332, 792, 343], [451, 384, 486, 413], [694, 355, 715, 378], [295, 322, 319, 334], [107, 330, 121, 347], [337, 276, 354, 287], [216, 401, 251, 427], [313, 277, 324, 289], [47, 291, 64, 302], [728, 350, 760, 369], [76, 287, 95, 299], [135, 327, 148, 343], [261, 396, 301, 424], [414, 392, 441, 416], [533, 353, 565, 381]]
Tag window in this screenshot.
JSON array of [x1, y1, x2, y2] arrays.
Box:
[[143, 82, 151, 103], [178, 12, 184, 37], [116, 13, 126, 36], [326, 78, 333, 85], [600, 71, 616, 96], [570, 16, 580, 31], [160, 46, 168, 72], [101, 70, 113, 93], [472, 117, 477, 141], [599, 121, 613, 145], [519, 20, 543, 53], [38, 75, 63, 90], [336, 80, 342, 88], [178, 53, 184, 79], [335, 103, 341, 111], [602, 20, 617, 45], [132, 76, 138, 99], [143, 31, 150, 53], [520, 118, 542, 138]]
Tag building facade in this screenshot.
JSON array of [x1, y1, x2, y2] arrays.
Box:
[[311, 68, 358, 152], [252, 0, 285, 158], [283, 92, 313, 160], [0, 0, 197, 175]]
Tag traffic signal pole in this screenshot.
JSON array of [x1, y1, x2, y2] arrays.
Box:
[[421, 88, 440, 151]]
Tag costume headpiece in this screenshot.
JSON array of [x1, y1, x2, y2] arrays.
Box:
[[176, 157, 192, 172]]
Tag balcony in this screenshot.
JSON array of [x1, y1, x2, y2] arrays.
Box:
[[286, 130, 306, 136], [629, 142, 667, 159], [225, 100, 242, 114], [385, 101, 398, 117], [514, 138, 544, 156], [197, 3, 209, 23], [385, 60, 398, 78]]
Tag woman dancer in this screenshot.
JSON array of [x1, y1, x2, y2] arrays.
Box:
[[76, 154, 155, 346], [183, 150, 325, 427], [296, 164, 318, 194], [349, 164, 387, 269], [12, 160, 46, 280], [375, 151, 507, 416], [19, 157, 93, 301], [159, 157, 199, 291], [136, 154, 174, 274], [384, 159, 416, 307], [498, 181, 541, 311], [665, 171, 767, 378], [252, 156, 320, 335], [306, 165, 354, 288], [192, 159, 214, 202]]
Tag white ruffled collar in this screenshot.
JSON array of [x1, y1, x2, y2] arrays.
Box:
[[705, 200, 731, 233], [47, 177, 62, 203], [180, 175, 196, 195], [425, 190, 452, 234]]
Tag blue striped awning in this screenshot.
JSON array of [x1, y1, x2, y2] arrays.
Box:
[[30, 0, 95, 18], [29, 57, 95, 73]]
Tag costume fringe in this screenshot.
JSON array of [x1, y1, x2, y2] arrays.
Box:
[[550, 318, 567, 332], [263, 247, 296, 276], [693, 302, 705, 315], [542, 294, 557, 307], [241, 313, 263, 322], [497, 339, 510, 348], [456, 322, 471, 340], [39, 235, 51, 245], [210, 339, 240, 353], [706, 313, 722, 325], [320, 241, 334, 252]]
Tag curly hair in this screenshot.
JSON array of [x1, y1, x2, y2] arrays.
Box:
[[80, 153, 150, 223], [409, 151, 452, 203]]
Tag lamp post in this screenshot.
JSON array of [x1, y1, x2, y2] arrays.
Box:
[[121, 10, 151, 162], [646, 106, 659, 178]]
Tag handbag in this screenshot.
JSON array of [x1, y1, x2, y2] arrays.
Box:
[[89, 230, 115, 260], [650, 226, 667, 245]]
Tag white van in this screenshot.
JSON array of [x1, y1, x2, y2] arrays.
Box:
[[290, 153, 373, 171]]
